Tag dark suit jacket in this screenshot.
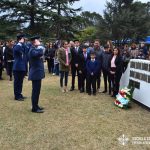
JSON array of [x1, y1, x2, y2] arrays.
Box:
[[86, 59, 100, 76], [78, 51, 90, 73], [13, 42, 27, 72], [0, 47, 3, 69], [45, 48, 55, 60], [70, 46, 81, 66], [4, 46, 14, 62], [109, 55, 123, 77], [28, 46, 45, 81]]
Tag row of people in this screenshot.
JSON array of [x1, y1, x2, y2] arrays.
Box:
[[57, 40, 123, 97]]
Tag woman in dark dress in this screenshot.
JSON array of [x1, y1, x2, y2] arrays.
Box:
[[109, 47, 123, 97]]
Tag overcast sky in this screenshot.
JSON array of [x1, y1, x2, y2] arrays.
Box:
[[73, 0, 149, 15]]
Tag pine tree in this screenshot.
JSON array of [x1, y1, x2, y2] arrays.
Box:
[[0, 0, 81, 39]]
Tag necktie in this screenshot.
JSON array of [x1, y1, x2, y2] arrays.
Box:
[[84, 53, 86, 59]]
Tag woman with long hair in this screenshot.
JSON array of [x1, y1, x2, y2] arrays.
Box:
[[58, 41, 72, 92], [109, 47, 123, 97]]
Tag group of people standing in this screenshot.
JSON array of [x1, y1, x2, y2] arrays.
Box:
[[0, 34, 45, 113], [57, 39, 123, 97], [1, 34, 150, 113]]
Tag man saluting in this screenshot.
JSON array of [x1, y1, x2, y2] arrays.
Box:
[[28, 36, 45, 113], [13, 33, 27, 101]]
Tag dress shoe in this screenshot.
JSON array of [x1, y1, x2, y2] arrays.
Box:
[[70, 87, 74, 91], [111, 95, 116, 98], [38, 107, 44, 110], [14, 98, 24, 101], [93, 93, 96, 96], [32, 109, 44, 113], [80, 89, 84, 93], [102, 90, 107, 93], [21, 96, 27, 99]]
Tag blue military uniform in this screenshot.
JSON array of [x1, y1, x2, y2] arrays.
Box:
[[13, 41, 27, 100], [28, 44, 45, 112]]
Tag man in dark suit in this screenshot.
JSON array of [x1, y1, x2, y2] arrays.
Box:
[[28, 36, 45, 113], [70, 40, 81, 91], [13, 33, 27, 101], [78, 45, 90, 93], [93, 39, 103, 92]]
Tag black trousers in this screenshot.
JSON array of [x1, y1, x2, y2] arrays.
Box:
[[102, 69, 111, 93], [0, 63, 3, 78], [87, 75, 96, 94], [60, 71, 69, 87], [110, 68, 122, 96], [78, 70, 87, 92], [13, 71, 25, 99], [7, 62, 13, 78], [96, 72, 101, 89], [71, 64, 80, 90], [32, 80, 41, 111], [47, 59, 54, 73]]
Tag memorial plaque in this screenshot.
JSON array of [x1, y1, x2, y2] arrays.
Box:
[[141, 74, 147, 82], [129, 79, 134, 87], [142, 63, 148, 71], [130, 62, 136, 69], [135, 72, 141, 80], [135, 81, 140, 89], [136, 62, 142, 70], [129, 79, 140, 89], [148, 76, 150, 83], [130, 71, 135, 78]]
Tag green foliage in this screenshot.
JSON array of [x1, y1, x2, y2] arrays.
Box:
[[0, 0, 81, 39], [75, 26, 97, 42], [102, 0, 150, 41]]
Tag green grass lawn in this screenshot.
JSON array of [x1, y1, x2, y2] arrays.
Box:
[[0, 71, 150, 150]]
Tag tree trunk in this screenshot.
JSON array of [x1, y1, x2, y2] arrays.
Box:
[[30, 0, 35, 33]]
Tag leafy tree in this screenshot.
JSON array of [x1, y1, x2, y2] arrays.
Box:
[[102, 0, 150, 42], [0, 0, 81, 39]]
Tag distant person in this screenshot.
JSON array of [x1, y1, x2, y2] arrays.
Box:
[[70, 40, 81, 91], [130, 43, 138, 58], [140, 42, 148, 58], [86, 51, 100, 96], [135, 49, 146, 60], [0, 42, 3, 80], [101, 44, 112, 94], [122, 48, 131, 73], [28, 36, 45, 113], [4, 40, 15, 81], [93, 39, 103, 92], [78, 45, 90, 93], [45, 42, 55, 74], [13, 33, 27, 101]]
